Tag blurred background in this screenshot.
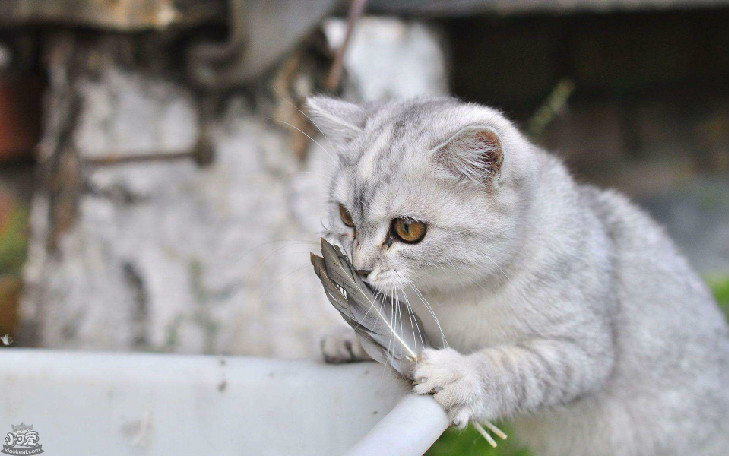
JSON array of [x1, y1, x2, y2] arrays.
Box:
[[0, 1, 727, 453]]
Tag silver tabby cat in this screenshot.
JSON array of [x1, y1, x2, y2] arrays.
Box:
[[308, 96, 729, 456]]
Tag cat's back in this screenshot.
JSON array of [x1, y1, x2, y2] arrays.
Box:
[[578, 183, 729, 454], [578, 184, 727, 341]]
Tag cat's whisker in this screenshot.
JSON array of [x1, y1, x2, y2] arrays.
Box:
[[318, 221, 332, 233], [333, 257, 416, 361], [400, 290, 425, 350], [388, 291, 395, 358], [245, 241, 319, 262], [226, 239, 322, 272], [482, 253, 510, 281], [403, 276, 448, 349], [276, 95, 329, 140], [397, 287, 404, 354], [275, 119, 335, 157]]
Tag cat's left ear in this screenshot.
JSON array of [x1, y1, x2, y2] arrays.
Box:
[[433, 126, 503, 184], [306, 96, 367, 142]]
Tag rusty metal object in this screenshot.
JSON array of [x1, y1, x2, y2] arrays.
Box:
[[1, 0, 339, 89], [270, 30, 335, 160], [325, 0, 368, 92], [187, 0, 338, 88], [47, 131, 83, 254], [38, 34, 84, 254], [0, 75, 43, 162], [271, 53, 316, 160], [0, 34, 43, 162], [0, 275, 20, 337], [84, 135, 215, 167], [0, 0, 225, 31], [363, 0, 729, 16]]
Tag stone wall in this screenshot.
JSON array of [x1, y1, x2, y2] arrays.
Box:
[[20, 20, 448, 357]]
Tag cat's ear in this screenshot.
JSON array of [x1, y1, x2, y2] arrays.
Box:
[[306, 96, 366, 141], [433, 126, 504, 184]]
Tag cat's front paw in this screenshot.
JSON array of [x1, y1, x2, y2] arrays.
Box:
[[320, 326, 371, 364], [413, 348, 483, 428]]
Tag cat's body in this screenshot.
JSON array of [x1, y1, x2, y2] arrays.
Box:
[[308, 96, 729, 456]]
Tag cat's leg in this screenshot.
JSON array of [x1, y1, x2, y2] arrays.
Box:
[[320, 326, 372, 363], [412, 338, 614, 427]]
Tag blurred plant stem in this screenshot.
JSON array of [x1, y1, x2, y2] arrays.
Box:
[[326, 0, 368, 91], [527, 79, 575, 140]]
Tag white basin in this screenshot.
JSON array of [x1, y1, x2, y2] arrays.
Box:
[[0, 350, 416, 455]]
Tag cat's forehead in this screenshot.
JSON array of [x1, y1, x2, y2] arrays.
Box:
[[332, 158, 411, 215], [356, 129, 416, 182], [350, 102, 455, 177], [331, 103, 451, 196], [361, 99, 459, 148], [331, 147, 441, 222], [329, 99, 506, 217]]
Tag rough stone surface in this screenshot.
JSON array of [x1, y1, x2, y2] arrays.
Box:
[[325, 18, 448, 102], [23, 68, 340, 356], [21, 19, 449, 357]]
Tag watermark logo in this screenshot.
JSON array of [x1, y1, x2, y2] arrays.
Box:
[[3, 424, 43, 455], [0, 335, 13, 346]]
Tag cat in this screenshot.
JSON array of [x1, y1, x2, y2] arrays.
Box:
[[308, 96, 729, 455]]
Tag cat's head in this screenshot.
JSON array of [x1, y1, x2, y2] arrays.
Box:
[[308, 97, 537, 295]]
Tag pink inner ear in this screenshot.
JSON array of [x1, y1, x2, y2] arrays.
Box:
[[474, 130, 503, 175], [434, 127, 504, 184]]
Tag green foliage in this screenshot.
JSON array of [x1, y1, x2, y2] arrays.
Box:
[[0, 204, 29, 276], [427, 425, 531, 456], [708, 276, 729, 316]]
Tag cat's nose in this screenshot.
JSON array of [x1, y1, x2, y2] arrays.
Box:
[[355, 269, 372, 279]]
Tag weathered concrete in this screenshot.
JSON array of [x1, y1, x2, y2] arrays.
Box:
[[21, 19, 448, 357]]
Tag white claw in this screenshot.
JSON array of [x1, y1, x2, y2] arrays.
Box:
[[484, 420, 508, 440], [473, 422, 498, 448]]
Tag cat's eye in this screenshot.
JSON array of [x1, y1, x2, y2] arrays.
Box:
[[391, 218, 427, 244], [339, 204, 355, 228]]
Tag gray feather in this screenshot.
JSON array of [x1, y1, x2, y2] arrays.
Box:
[[311, 238, 430, 378]]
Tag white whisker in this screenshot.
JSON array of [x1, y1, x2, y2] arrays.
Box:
[[276, 119, 335, 157], [404, 277, 448, 349]]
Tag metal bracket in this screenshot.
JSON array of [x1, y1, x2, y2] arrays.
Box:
[[187, 0, 338, 89]]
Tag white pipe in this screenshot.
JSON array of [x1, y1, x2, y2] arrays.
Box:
[[344, 394, 449, 456]]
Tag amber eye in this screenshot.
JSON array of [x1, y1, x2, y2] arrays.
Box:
[[339, 204, 355, 228], [391, 218, 427, 244]]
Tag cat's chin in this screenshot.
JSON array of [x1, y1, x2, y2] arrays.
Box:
[[364, 272, 409, 296]]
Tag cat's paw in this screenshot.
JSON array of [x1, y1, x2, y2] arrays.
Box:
[[320, 326, 371, 364], [413, 347, 482, 428]]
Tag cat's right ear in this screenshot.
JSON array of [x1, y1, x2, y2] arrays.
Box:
[[306, 96, 366, 142], [432, 126, 504, 186]]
